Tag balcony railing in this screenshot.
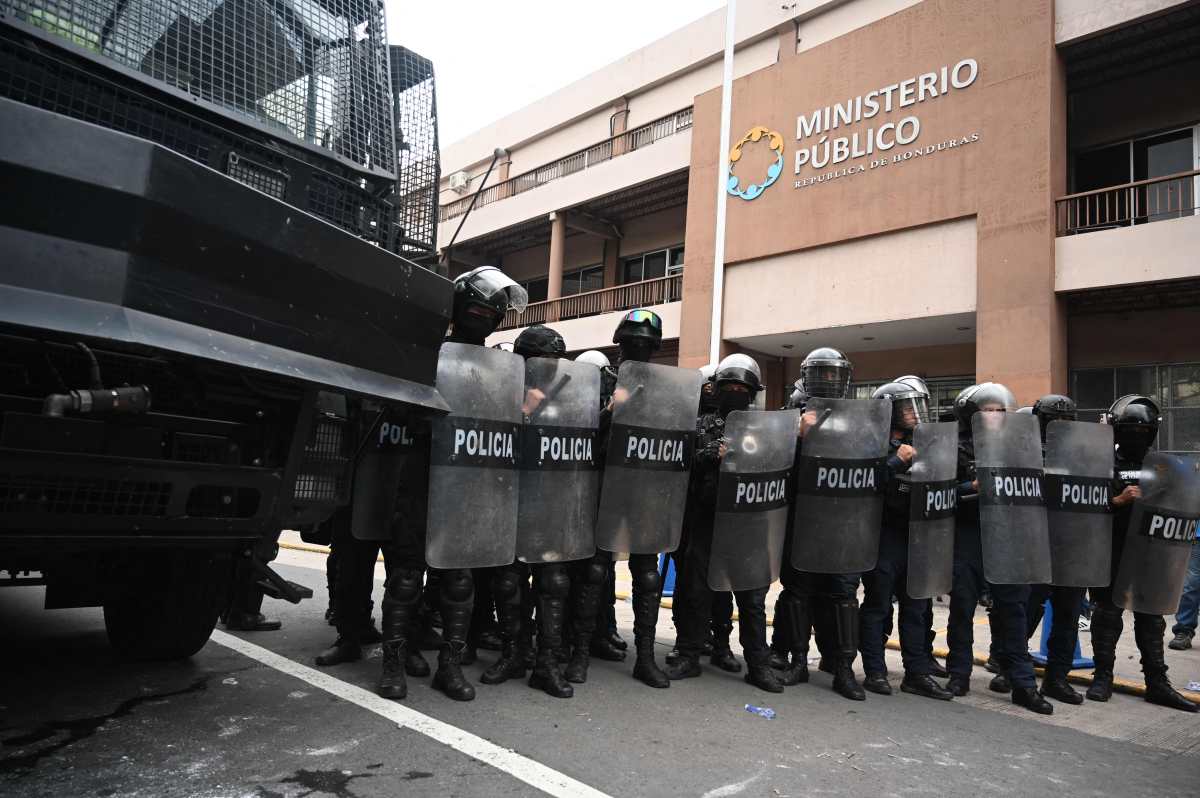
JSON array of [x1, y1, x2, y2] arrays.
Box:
[[499, 274, 683, 331], [1056, 169, 1199, 236], [440, 108, 694, 223]]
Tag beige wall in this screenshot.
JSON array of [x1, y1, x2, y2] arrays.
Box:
[[680, 0, 1068, 403], [501, 235, 606, 283], [781, 342, 977, 384], [722, 217, 977, 340], [486, 301, 682, 354], [794, 0, 923, 54], [619, 206, 688, 259], [1055, 0, 1193, 44], [1056, 215, 1200, 293]]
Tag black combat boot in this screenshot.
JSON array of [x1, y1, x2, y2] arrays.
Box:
[[767, 595, 791, 670], [433, 579, 476, 702], [831, 599, 865, 701], [590, 633, 627, 661], [1169, 630, 1193, 650], [1136, 614, 1198, 713], [1040, 670, 1082, 705], [944, 673, 970, 696], [631, 570, 669, 688], [1012, 685, 1053, 715], [359, 600, 382, 645], [404, 616, 430, 677], [377, 640, 408, 700], [777, 595, 811, 686], [315, 636, 361, 667], [1086, 605, 1122, 702], [709, 618, 742, 673], [926, 657, 949, 679], [527, 571, 573, 698], [900, 673, 953, 701], [989, 672, 1012, 694], [863, 672, 892, 695], [744, 651, 784, 693], [480, 594, 526, 685], [565, 574, 601, 684], [664, 652, 702, 680]]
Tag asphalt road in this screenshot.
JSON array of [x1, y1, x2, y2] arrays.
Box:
[[3, 555, 1199, 798]]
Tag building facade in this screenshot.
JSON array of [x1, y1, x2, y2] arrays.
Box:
[[438, 0, 1200, 452]]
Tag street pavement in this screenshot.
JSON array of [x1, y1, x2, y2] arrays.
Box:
[[3, 544, 1199, 798]]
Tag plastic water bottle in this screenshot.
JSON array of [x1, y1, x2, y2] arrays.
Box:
[[744, 703, 776, 720]]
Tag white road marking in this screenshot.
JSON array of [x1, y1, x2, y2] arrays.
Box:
[[700, 769, 765, 798], [210, 630, 612, 798]]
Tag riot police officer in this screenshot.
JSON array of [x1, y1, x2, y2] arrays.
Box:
[[479, 324, 576, 698], [858, 381, 953, 700], [564, 349, 626, 683], [372, 265, 528, 702], [665, 354, 780, 691], [1016, 394, 1090, 705], [771, 347, 866, 700], [585, 309, 675, 688], [945, 383, 1053, 714], [1087, 395, 1197, 712]]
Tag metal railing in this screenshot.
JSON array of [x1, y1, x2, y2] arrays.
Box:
[[498, 274, 683, 330], [1055, 169, 1199, 236], [440, 108, 694, 222]]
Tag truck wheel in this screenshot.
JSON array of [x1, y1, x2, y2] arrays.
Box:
[[104, 552, 232, 661]]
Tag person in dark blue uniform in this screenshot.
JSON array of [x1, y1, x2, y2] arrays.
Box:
[[1086, 395, 1197, 712], [858, 381, 953, 700], [943, 383, 1053, 715]]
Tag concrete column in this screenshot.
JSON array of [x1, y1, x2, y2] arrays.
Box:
[[547, 212, 566, 303]]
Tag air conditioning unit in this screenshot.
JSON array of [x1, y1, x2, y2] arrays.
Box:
[[449, 171, 471, 194]]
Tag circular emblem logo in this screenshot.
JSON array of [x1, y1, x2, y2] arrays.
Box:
[[727, 126, 784, 201]]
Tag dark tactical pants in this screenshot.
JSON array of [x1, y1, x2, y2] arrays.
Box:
[[860, 524, 933, 676]]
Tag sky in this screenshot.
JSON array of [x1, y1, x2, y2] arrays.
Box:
[[387, 0, 726, 148]]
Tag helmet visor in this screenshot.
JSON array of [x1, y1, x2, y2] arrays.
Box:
[[469, 268, 529, 313]]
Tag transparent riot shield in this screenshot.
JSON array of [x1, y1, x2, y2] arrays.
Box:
[[707, 410, 800, 591], [516, 357, 601, 563], [1113, 453, 1200, 614], [1044, 420, 1114, 587], [595, 361, 704, 555], [790, 398, 891, 574], [425, 342, 524, 569], [907, 422, 959, 599], [972, 412, 1052, 585]]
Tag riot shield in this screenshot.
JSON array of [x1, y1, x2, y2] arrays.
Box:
[[907, 422, 959, 599], [708, 410, 800, 591], [595, 361, 704, 555], [1112, 453, 1200, 614], [351, 403, 405, 541], [790, 398, 891, 574], [1044, 420, 1114, 587], [425, 342, 524, 569], [972, 412, 1052, 585], [516, 357, 601, 563]]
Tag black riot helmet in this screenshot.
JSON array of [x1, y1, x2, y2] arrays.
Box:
[[1032, 393, 1077, 442], [452, 266, 528, 344], [957, 382, 1017, 421], [872, 380, 931, 431], [1015, 406, 1034, 414], [800, 347, 852, 399], [714, 354, 762, 414], [951, 384, 981, 432], [513, 324, 566, 359], [1104, 394, 1161, 462], [612, 309, 663, 363], [895, 375, 930, 397]]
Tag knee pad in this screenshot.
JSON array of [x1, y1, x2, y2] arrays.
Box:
[[491, 566, 523, 602], [584, 559, 608, 586], [633, 566, 661, 595], [537, 565, 570, 599], [441, 568, 474, 603], [384, 567, 422, 603]]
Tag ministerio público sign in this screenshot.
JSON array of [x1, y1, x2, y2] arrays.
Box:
[[727, 58, 981, 200]]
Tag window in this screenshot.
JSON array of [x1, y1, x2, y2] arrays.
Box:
[[622, 245, 684, 284], [519, 277, 548, 304], [849, 376, 975, 422], [1071, 363, 1200, 454], [1071, 125, 1198, 227], [517, 264, 604, 303]]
